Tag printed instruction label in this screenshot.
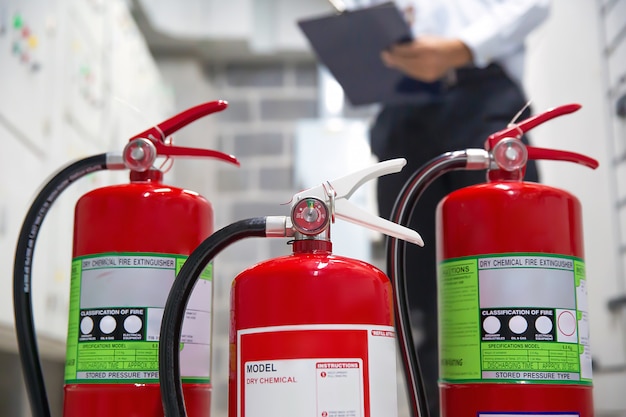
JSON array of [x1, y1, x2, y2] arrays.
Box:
[[64, 253, 213, 383], [237, 324, 398, 417], [439, 253, 591, 384]]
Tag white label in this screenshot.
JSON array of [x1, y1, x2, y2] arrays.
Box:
[[316, 361, 363, 417], [237, 324, 397, 417], [244, 359, 363, 417]]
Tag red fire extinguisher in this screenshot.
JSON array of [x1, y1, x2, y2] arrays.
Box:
[[156, 159, 424, 417], [388, 103, 598, 417], [13, 101, 239, 417]]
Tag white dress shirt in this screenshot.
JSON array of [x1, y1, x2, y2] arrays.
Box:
[[355, 0, 551, 86]]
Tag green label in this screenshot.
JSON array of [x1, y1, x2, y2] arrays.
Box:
[[439, 253, 592, 385], [65, 260, 82, 381], [439, 259, 481, 379], [176, 257, 213, 281], [64, 252, 213, 384]]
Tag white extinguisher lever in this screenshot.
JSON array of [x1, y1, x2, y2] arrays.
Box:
[[291, 158, 424, 246]]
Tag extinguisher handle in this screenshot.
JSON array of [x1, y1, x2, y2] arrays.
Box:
[[127, 100, 239, 166], [131, 100, 227, 142], [291, 158, 424, 245], [335, 199, 424, 246], [293, 158, 407, 202], [485, 103, 581, 149], [526, 146, 599, 169], [155, 144, 239, 165]]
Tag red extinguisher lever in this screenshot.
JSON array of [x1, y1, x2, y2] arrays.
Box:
[[485, 103, 598, 173], [526, 146, 599, 169], [485, 103, 581, 150], [123, 100, 239, 171]]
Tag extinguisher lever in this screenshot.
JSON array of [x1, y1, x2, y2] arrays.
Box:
[[122, 100, 239, 171], [485, 103, 581, 149], [130, 100, 228, 142], [526, 146, 599, 169], [292, 158, 407, 203], [292, 158, 424, 245], [335, 199, 424, 246], [155, 144, 239, 165]]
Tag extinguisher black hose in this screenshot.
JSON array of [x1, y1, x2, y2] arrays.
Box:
[[13, 154, 111, 417], [387, 151, 470, 417], [159, 217, 268, 417]]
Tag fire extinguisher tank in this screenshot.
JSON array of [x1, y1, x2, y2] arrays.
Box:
[[439, 182, 584, 257], [229, 240, 398, 417], [64, 175, 214, 417], [73, 178, 213, 255], [436, 181, 593, 416]]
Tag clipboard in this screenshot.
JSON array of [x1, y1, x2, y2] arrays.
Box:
[[297, 2, 441, 106]]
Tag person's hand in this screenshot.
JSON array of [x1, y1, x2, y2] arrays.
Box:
[[381, 35, 473, 82]]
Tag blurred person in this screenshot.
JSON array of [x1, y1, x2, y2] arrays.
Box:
[[368, 1, 551, 415]]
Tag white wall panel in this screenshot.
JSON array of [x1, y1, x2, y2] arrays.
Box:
[[0, 0, 58, 152], [106, 0, 174, 144], [58, 7, 107, 145], [0, 0, 172, 347], [0, 124, 46, 331]]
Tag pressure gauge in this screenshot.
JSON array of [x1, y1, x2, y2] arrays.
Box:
[[291, 197, 330, 235]]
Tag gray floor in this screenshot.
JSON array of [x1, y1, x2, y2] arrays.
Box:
[[0, 350, 64, 417]]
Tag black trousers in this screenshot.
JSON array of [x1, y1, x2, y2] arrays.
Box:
[[370, 66, 540, 417]]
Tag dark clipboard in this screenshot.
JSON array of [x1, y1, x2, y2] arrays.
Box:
[[297, 2, 441, 106]]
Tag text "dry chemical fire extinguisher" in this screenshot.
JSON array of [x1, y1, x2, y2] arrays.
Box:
[[13, 101, 238, 417], [157, 159, 424, 417], [388, 103, 599, 417]]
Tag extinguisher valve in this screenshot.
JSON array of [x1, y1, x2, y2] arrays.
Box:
[[291, 158, 424, 246], [123, 138, 159, 172], [492, 137, 528, 172]]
